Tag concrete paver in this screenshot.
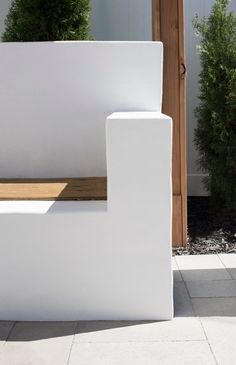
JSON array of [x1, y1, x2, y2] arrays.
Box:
[[0, 322, 14, 348], [74, 317, 205, 343], [186, 279, 236, 298], [0, 322, 77, 365], [201, 317, 236, 365], [174, 281, 194, 317], [172, 257, 183, 282], [69, 341, 216, 365], [219, 253, 236, 279], [192, 297, 236, 317], [175, 254, 231, 281]]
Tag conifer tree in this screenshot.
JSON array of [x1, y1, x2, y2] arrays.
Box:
[[193, 0, 236, 209], [2, 0, 90, 41]]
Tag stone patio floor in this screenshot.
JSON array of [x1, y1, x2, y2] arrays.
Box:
[[0, 253, 236, 365]]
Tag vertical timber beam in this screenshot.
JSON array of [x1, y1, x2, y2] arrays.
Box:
[[152, 0, 187, 247], [152, 0, 161, 40]]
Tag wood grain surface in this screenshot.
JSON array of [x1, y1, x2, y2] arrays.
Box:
[[152, 0, 187, 247], [0, 178, 107, 201]]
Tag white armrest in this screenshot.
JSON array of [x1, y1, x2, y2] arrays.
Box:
[[106, 111, 172, 216]]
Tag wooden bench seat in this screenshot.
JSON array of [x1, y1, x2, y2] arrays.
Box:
[[0, 178, 107, 201]]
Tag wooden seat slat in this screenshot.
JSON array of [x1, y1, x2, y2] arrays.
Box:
[[0, 178, 107, 201]]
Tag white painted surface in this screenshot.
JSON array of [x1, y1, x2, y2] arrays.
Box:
[[90, 0, 152, 41], [0, 41, 163, 178], [0, 112, 173, 321], [1, 0, 236, 195]]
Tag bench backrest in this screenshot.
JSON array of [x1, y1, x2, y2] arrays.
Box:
[[0, 41, 163, 178]]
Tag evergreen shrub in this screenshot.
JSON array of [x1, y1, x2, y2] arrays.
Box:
[[2, 0, 90, 41], [193, 0, 236, 209]]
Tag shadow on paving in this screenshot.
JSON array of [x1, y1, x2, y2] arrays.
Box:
[[2, 265, 235, 342]]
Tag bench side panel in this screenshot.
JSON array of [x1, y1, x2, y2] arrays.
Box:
[[0, 41, 163, 178]]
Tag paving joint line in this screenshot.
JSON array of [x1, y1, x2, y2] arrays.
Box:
[[3, 321, 16, 346], [189, 295, 236, 299], [66, 321, 78, 365], [218, 254, 234, 280], [73, 339, 208, 344], [182, 279, 219, 365], [173, 257, 184, 282]]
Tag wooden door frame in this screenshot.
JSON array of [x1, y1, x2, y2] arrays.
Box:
[[152, 0, 187, 247]]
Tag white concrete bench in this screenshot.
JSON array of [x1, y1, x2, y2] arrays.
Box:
[[0, 41, 173, 320]]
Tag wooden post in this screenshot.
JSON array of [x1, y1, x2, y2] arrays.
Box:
[[152, 0, 187, 247]]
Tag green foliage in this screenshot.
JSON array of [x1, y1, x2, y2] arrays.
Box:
[[193, 0, 236, 209], [2, 0, 91, 42]]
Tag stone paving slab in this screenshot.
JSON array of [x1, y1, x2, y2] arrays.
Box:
[[192, 297, 236, 317], [172, 257, 183, 282], [227, 268, 236, 279], [201, 317, 236, 365], [186, 280, 236, 298], [175, 254, 231, 281], [74, 317, 205, 343], [69, 341, 216, 365], [73, 281, 205, 343], [0, 322, 14, 347], [219, 254, 236, 279], [174, 282, 194, 317], [0, 322, 77, 365]]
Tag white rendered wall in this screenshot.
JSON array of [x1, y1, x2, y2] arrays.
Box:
[[1, 0, 236, 193], [0, 40, 173, 320], [0, 41, 163, 178], [0, 111, 173, 321]]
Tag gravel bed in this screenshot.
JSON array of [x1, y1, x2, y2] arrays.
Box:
[[173, 197, 236, 256]]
